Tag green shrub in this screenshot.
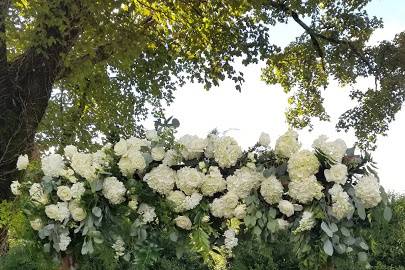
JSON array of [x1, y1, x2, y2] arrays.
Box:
[[0, 244, 58, 270]]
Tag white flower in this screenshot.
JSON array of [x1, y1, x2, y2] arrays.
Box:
[[145, 130, 159, 141], [210, 192, 239, 218], [234, 204, 247, 219], [324, 164, 348, 185], [260, 175, 284, 204], [112, 239, 126, 259], [114, 139, 128, 156], [128, 199, 138, 210], [126, 137, 150, 150], [258, 132, 271, 146], [213, 136, 242, 168], [137, 203, 157, 224], [29, 183, 48, 204], [71, 152, 97, 181], [58, 232, 71, 251], [41, 154, 65, 177], [45, 202, 70, 222], [275, 130, 301, 158], [204, 134, 218, 158], [178, 135, 207, 160], [224, 229, 238, 250], [287, 150, 320, 181], [330, 189, 354, 221], [118, 149, 146, 176], [174, 215, 192, 230], [64, 145, 77, 159], [354, 175, 381, 208], [60, 168, 77, 183], [162, 149, 180, 167], [227, 167, 264, 199], [102, 177, 126, 205], [57, 186, 72, 201], [312, 135, 347, 163], [71, 182, 86, 199], [201, 166, 226, 196], [176, 167, 204, 195], [288, 175, 324, 204], [151, 146, 165, 161], [10, 181, 21, 196], [202, 215, 210, 223], [16, 154, 29, 170], [277, 218, 290, 230], [30, 218, 43, 231], [278, 200, 294, 217], [144, 165, 176, 195], [294, 211, 316, 233], [167, 190, 187, 212], [184, 193, 203, 210], [69, 200, 87, 222]]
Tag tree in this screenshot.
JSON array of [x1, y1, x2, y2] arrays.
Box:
[[0, 0, 402, 200]]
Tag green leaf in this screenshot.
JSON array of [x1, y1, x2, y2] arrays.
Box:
[[383, 206, 392, 222], [359, 241, 369, 251], [268, 208, 277, 219], [321, 221, 333, 237], [323, 239, 334, 256], [354, 199, 366, 220], [92, 207, 102, 217], [358, 252, 368, 262], [340, 227, 351, 237]]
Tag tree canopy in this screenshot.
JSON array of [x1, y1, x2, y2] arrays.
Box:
[[0, 0, 404, 199]]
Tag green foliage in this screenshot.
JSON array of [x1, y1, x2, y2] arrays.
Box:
[[0, 244, 58, 270]]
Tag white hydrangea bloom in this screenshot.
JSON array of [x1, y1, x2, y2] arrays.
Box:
[[354, 175, 381, 208], [137, 203, 157, 224], [213, 136, 242, 168], [174, 215, 192, 230], [58, 232, 71, 251], [60, 168, 77, 183], [274, 130, 301, 158], [71, 182, 85, 199], [112, 239, 126, 259], [114, 138, 128, 156], [30, 218, 43, 231], [278, 200, 294, 217], [29, 183, 48, 204], [128, 199, 138, 211], [184, 193, 203, 210], [227, 167, 264, 199], [260, 175, 284, 204], [288, 176, 324, 204], [126, 137, 150, 151], [210, 192, 239, 218], [178, 135, 207, 160], [176, 167, 204, 195], [69, 200, 87, 222], [41, 154, 65, 177], [143, 165, 176, 195], [277, 219, 290, 230], [16, 154, 29, 170], [102, 177, 126, 205], [258, 132, 271, 146], [118, 149, 146, 177], [145, 130, 159, 141], [167, 190, 187, 212], [201, 215, 210, 223], [201, 166, 226, 196], [64, 145, 78, 159], [312, 135, 347, 163], [224, 229, 238, 250], [287, 150, 320, 181], [324, 164, 348, 185], [71, 152, 97, 181], [10, 181, 21, 196], [294, 211, 316, 233], [328, 186, 354, 220], [45, 202, 70, 222], [162, 149, 181, 167], [151, 146, 166, 161], [57, 186, 72, 202], [234, 204, 247, 219], [204, 134, 218, 158]]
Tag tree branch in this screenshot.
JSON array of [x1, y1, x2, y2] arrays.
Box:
[[0, 0, 10, 76]]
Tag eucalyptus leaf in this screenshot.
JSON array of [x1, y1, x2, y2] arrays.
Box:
[[323, 239, 334, 256], [321, 221, 333, 237], [92, 207, 102, 217], [383, 206, 392, 222], [340, 227, 351, 237], [358, 252, 368, 262]]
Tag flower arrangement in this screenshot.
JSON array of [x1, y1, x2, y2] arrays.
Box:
[[11, 126, 391, 269]]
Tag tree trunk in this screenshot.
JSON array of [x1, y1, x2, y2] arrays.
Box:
[[60, 254, 77, 270]]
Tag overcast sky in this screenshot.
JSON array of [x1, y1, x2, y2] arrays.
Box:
[[148, 0, 405, 193]]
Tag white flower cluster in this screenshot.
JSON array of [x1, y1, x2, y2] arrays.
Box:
[[45, 202, 70, 222], [287, 150, 319, 181], [313, 135, 347, 163], [213, 136, 242, 168], [114, 137, 149, 176], [275, 130, 301, 158], [200, 166, 226, 196], [29, 183, 48, 204], [294, 211, 316, 233], [176, 167, 204, 195], [174, 215, 193, 230], [324, 164, 348, 185], [58, 232, 71, 251], [288, 175, 324, 204], [17, 154, 29, 170], [41, 154, 65, 178], [278, 200, 295, 217], [260, 176, 284, 205], [137, 203, 157, 224], [210, 192, 240, 218], [144, 165, 177, 195], [102, 177, 126, 205], [179, 135, 207, 160], [354, 175, 382, 208], [10, 180, 21, 196], [224, 229, 238, 250], [227, 167, 264, 199], [112, 239, 126, 259], [70, 148, 108, 181], [328, 184, 354, 220]]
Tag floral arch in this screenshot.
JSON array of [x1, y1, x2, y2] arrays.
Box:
[[11, 126, 391, 270]]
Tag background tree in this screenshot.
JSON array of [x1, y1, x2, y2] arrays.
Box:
[[0, 0, 403, 201]]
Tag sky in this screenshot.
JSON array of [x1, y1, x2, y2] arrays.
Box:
[[147, 0, 405, 193]]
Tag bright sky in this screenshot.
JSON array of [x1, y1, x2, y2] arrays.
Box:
[[150, 0, 405, 193]]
